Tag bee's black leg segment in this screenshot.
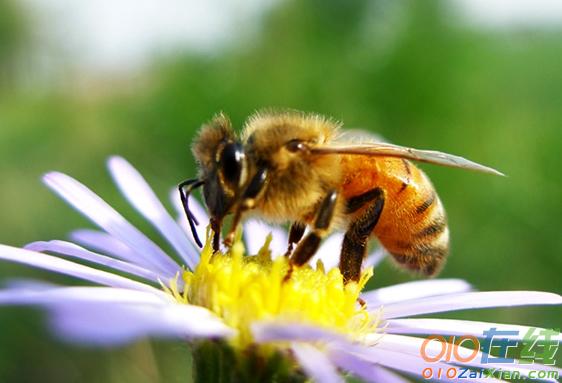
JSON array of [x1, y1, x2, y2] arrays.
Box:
[[346, 187, 384, 214], [315, 190, 338, 229], [242, 168, 268, 200], [224, 168, 269, 247], [291, 233, 322, 266], [290, 190, 338, 266], [210, 217, 222, 252], [285, 221, 306, 256], [340, 188, 385, 283]]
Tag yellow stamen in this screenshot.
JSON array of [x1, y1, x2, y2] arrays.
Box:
[[164, 231, 379, 348]]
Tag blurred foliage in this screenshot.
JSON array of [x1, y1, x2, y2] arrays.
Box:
[[0, 0, 28, 88], [0, 0, 560, 382]]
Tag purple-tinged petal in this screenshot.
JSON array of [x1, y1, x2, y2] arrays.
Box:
[[2, 278, 56, 291], [363, 247, 386, 270], [108, 157, 198, 270], [291, 343, 344, 383], [70, 229, 153, 269], [0, 285, 234, 345], [367, 367, 411, 383], [25, 240, 162, 283], [329, 337, 509, 383], [243, 219, 287, 257], [330, 342, 462, 383], [381, 291, 562, 319], [43, 172, 178, 276], [374, 334, 559, 382], [169, 189, 209, 250], [312, 232, 344, 269], [385, 318, 562, 341], [0, 244, 164, 295], [362, 279, 472, 307], [253, 322, 510, 382], [252, 322, 347, 344], [329, 347, 412, 383], [0, 286, 167, 306], [50, 302, 234, 345]]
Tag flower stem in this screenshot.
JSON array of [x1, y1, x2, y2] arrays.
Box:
[[191, 340, 307, 383]]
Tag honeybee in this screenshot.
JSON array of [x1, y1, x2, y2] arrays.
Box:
[[179, 111, 502, 283]]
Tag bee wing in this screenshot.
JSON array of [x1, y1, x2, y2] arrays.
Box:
[[334, 129, 387, 144], [310, 142, 505, 176]]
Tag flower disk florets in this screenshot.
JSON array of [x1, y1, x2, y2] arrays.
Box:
[[163, 232, 377, 348]]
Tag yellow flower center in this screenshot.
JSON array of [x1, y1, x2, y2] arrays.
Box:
[[163, 231, 379, 348]]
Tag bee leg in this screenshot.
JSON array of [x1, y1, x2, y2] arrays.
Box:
[[345, 187, 384, 214], [285, 222, 306, 257], [290, 190, 338, 267], [210, 217, 222, 252], [340, 188, 385, 283], [224, 168, 269, 247]]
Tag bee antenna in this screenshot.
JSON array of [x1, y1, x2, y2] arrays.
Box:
[[178, 178, 205, 248]]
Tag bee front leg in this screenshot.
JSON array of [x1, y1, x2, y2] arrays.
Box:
[[290, 190, 338, 268], [285, 222, 306, 257], [340, 188, 385, 283], [224, 168, 268, 247], [210, 217, 222, 252]]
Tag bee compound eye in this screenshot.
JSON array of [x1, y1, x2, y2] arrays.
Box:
[[286, 139, 305, 153], [219, 142, 245, 186]]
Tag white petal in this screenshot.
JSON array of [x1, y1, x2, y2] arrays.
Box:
[[25, 240, 162, 283], [362, 279, 473, 307], [329, 347, 412, 383], [70, 229, 152, 268], [108, 157, 199, 270], [312, 232, 344, 269], [386, 318, 562, 341], [43, 172, 179, 276], [0, 244, 164, 296], [292, 343, 344, 383], [170, 188, 209, 249], [243, 219, 287, 257], [381, 291, 562, 319]]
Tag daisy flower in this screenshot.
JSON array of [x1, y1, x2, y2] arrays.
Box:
[[0, 156, 560, 382]]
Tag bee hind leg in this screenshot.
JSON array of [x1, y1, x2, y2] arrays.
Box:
[[289, 190, 338, 271], [340, 188, 385, 283]]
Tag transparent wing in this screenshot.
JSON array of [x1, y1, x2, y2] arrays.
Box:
[[334, 129, 387, 144], [310, 142, 504, 176]]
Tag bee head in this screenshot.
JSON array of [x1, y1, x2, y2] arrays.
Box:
[[192, 113, 247, 223]]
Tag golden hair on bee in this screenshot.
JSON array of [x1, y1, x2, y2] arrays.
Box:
[[180, 110, 502, 283], [239, 110, 343, 223], [191, 112, 235, 171], [242, 110, 340, 151]]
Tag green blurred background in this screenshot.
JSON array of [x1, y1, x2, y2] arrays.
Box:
[[0, 0, 560, 381]]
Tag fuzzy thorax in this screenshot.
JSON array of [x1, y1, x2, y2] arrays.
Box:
[[162, 232, 378, 348]]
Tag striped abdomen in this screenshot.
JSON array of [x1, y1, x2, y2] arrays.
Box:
[[341, 156, 449, 275]]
